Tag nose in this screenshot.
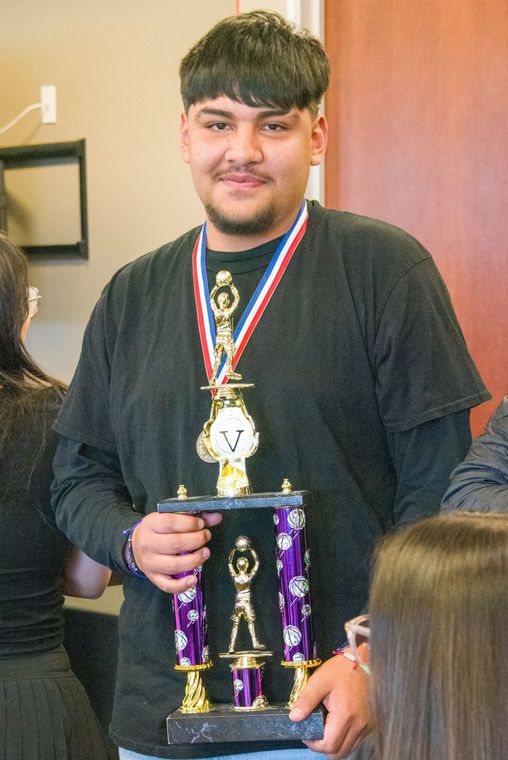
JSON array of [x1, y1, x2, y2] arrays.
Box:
[[224, 124, 262, 166]]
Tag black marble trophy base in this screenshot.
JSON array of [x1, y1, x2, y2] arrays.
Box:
[[158, 489, 312, 513], [167, 704, 325, 744]]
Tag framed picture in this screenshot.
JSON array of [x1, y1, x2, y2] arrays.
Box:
[[0, 139, 88, 258]]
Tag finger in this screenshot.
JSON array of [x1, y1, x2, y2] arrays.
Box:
[[334, 724, 369, 759], [303, 692, 369, 759], [143, 545, 211, 577], [288, 673, 329, 722], [133, 526, 211, 567], [304, 723, 369, 759], [147, 571, 200, 595], [148, 528, 212, 556], [146, 512, 207, 534], [202, 512, 222, 527], [302, 710, 349, 756]]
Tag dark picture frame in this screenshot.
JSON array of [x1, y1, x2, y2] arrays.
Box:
[[0, 139, 88, 258]]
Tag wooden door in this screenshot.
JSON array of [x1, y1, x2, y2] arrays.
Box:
[[325, 0, 508, 435]]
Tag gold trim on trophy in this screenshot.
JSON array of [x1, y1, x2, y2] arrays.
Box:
[[280, 659, 322, 708], [177, 667, 213, 713], [174, 661, 214, 672]]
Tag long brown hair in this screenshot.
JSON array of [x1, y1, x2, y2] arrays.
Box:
[[0, 233, 65, 457], [369, 512, 508, 760]]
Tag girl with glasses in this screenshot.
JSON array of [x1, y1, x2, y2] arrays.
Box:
[[365, 511, 508, 760], [0, 233, 114, 760]]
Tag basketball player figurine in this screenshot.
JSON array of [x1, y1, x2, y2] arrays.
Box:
[[228, 536, 265, 653], [209, 270, 242, 385]]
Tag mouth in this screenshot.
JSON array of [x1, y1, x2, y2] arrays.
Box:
[[218, 173, 268, 189]]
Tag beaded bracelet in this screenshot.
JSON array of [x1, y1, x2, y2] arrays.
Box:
[[122, 518, 147, 579], [333, 646, 370, 675]]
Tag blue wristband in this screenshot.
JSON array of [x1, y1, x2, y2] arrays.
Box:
[[122, 518, 146, 579]]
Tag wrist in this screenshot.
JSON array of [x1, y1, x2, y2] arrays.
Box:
[[333, 645, 370, 675], [122, 518, 146, 579]]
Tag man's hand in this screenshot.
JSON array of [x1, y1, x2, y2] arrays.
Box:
[[289, 652, 370, 759], [130, 511, 222, 593]]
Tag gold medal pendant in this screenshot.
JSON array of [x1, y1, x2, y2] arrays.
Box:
[[196, 431, 215, 463]]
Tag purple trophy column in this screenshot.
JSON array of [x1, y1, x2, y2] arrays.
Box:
[[170, 498, 209, 669], [231, 665, 264, 709], [274, 506, 318, 664], [172, 563, 210, 667]]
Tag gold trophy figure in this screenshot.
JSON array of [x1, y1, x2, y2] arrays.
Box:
[[228, 536, 265, 653], [220, 536, 272, 712], [209, 271, 242, 385], [199, 271, 259, 497]]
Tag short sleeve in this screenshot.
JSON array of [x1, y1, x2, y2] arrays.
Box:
[[374, 257, 490, 432]]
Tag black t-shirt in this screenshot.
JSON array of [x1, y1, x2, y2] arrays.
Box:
[[52, 202, 489, 757], [0, 387, 68, 656]]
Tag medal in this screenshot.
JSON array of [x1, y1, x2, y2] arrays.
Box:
[[196, 431, 216, 463], [193, 200, 309, 385]]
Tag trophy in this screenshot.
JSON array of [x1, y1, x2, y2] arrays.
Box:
[[159, 271, 323, 745]]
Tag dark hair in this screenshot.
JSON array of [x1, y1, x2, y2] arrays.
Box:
[[180, 10, 330, 116], [369, 512, 508, 760], [0, 233, 65, 457]]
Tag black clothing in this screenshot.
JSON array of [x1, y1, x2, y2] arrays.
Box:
[[0, 387, 112, 760], [0, 389, 67, 655], [52, 202, 489, 758], [442, 396, 508, 512], [0, 647, 114, 760]]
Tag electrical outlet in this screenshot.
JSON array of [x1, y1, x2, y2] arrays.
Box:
[[40, 85, 57, 123]]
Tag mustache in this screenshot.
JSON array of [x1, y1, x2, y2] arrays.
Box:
[[214, 169, 272, 183]]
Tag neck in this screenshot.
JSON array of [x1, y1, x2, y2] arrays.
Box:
[[204, 201, 305, 252]]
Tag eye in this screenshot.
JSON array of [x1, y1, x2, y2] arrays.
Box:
[[262, 122, 286, 132], [209, 122, 231, 131]]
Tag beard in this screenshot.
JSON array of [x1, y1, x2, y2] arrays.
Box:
[[205, 203, 275, 237]]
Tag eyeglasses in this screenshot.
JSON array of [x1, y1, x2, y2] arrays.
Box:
[[27, 286, 41, 318], [345, 614, 370, 674]]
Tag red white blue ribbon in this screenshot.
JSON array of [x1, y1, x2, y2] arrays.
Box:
[[193, 200, 308, 385]]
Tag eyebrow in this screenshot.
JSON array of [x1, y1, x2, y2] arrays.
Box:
[[195, 107, 298, 122]]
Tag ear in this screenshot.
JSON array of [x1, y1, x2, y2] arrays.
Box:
[[310, 114, 328, 167], [180, 111, 190, 164], [20, 316, 31, 342]]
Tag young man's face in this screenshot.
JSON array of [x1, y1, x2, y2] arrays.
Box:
[[180, 96, 327, 250]]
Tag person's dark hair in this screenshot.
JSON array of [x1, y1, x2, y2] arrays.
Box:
[[369, 512, 508, 760], [0, 233, 65, 458], [180, 10, 330, 116]]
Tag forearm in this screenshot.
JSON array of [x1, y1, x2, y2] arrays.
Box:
[[51, 436, 140, 573], [63, 546, 112, 598], [441, 444, 508, 512], [442, 475, 508, 511], [388, 410, 472, 526], [441, 400, 508, 512]]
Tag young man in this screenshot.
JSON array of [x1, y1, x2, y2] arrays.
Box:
[[52, 11, 489, 760]]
